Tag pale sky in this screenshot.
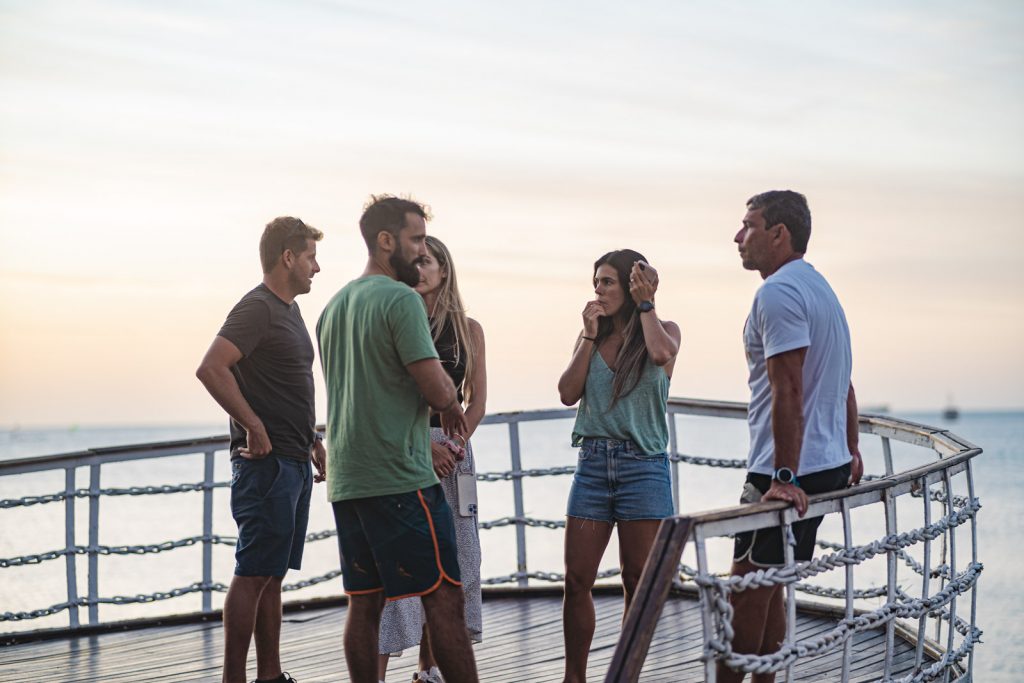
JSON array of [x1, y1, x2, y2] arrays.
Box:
[[1, 1, 1022, 427]]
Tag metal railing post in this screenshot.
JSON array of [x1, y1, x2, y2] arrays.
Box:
[[668, 412, 680, 515], [840, 499, 853, 682], [88, 464, 101, 625], [942, 469, 958, 683], [202, 449, 216, 613], [63, 467, 80, 629], [966, 462, 978, 681], [782, 511, 796, 683], [695, 528, 716, 683], [916, 476, 933, 672], [508, 421, 528, 587], [881, 436, 894, 476], [883, 487, 898, 678]]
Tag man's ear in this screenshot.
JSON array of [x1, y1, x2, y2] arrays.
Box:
[[376, 230, 394, 254], [281, 248, 296, 269], [772, 223, 790, 248]]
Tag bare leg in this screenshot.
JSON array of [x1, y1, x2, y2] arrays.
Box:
[[751, 584, 786, 683], [419, 623, 437, 672], [253, 576, 284, 681], [421, 581, 478, 682], [715, 559, 777, 683], [615, 520, 662, 615], [345, 592, 386, 683], [222, 574, 274, 683], [379, 624, 437, 681], [562, 516, 614, 683]]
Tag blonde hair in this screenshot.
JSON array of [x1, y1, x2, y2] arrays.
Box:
[[424, 236, 475, 404]]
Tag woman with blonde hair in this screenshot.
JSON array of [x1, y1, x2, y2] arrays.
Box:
[[378, 235, 486, 683]]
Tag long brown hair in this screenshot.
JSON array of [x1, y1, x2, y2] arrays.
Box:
[[424, 236, 476, 403], [593, 249, 650, 406]]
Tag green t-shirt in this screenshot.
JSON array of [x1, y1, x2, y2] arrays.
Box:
[[317, 275, 440, 501]]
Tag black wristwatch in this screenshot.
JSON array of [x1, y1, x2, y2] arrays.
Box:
[[638, 300, 655, 313], [772, 466, 799, 487]]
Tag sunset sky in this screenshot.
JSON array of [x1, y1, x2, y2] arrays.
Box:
[[1, 1, 1022, 427]]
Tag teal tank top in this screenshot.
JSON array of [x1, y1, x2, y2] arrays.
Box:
[[571, 350, 670, 455]]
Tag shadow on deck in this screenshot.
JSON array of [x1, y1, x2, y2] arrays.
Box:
[[0, 588, 934, 682]]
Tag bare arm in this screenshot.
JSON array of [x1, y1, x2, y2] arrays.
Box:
[[847, 383, 863, 485], [462, 319, 488, 439], [195, 336, 271, 458], [557, 300, 605, 405], [642, 317, 681, 372], [763, 346, 809, 515], [406, 357, 468, 437], [629, 261, 680, 368], [558, 336, 596, 406]]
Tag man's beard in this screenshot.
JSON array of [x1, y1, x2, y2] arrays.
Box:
[[390, 245, 421, 287]]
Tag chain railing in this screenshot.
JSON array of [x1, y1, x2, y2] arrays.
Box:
[[605, 407, 983, 683], [1, 399, 983, 683]]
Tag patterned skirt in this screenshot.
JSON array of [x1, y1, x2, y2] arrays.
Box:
[[378, 428, 483, 654]]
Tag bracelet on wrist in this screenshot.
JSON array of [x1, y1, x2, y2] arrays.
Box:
[[581, 335, 597, 342]]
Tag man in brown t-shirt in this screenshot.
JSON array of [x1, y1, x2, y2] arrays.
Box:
[[197, 217, 326, 683]]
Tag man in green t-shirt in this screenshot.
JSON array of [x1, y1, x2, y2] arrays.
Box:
[[317, 195, 479, 683]]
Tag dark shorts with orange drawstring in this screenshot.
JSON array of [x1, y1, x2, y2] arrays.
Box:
[[332, 484, 461, 600]]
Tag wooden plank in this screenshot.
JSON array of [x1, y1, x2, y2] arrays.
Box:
[[0, 592, 942, 682]]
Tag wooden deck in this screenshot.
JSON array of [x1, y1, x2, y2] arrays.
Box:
[[0, 589, 936, 682]]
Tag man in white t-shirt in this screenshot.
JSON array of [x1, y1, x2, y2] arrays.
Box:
[[718, 190, 864, 683]]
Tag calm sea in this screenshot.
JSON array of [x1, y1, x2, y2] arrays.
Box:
[[1, 410, 1020, 680]]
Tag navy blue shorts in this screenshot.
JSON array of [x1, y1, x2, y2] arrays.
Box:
[[733, 463, 851, 567], [230, 456, 312, 577], [332, 484, 461, 600], [567, 437, 674, 523]]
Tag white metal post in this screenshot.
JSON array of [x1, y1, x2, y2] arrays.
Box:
[[202, 450, 216, 612], [942, 470, 958, 683], [508, 421, 528, 587], [64, 467, 80, 629], [782, 511, 796, 683], [966, 463, 978, 681], [841, 499, 853, 682], [882, 487, 898, 679], [668, 413, 680, 515], [694, 528, 716, 683], [916, 477, 933, 672], [88, 464, 101, 625]]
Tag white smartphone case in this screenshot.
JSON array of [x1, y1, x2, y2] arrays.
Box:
[[457, 472, 478, 516]]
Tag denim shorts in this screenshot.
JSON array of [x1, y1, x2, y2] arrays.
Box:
[[230, 456, 312, 577], [566, 437, 674, 522], [332, 484, 462, 600]]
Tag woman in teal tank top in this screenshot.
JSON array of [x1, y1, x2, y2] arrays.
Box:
[[557, 249, 681, 683]]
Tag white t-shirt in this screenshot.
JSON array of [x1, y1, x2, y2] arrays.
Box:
[[743, 259, 852, 476]]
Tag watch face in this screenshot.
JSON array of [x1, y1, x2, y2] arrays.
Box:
[[639, 301, 654, 312], [775, 467, 795, 484]]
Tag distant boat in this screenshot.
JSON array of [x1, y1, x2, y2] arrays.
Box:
[[943, 395, 960, 420]]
